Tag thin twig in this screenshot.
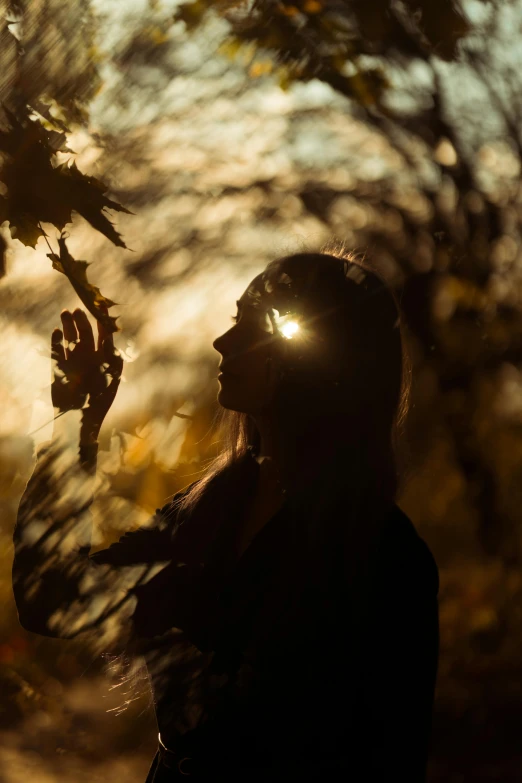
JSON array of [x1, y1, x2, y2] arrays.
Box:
[[28, 410, 66, 437], [38, 222, 55, 256]]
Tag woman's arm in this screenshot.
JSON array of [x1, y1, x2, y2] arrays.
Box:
[[11, 307, 173, 643], [357, 525, 439, 782], [12, 436, 178, 641]]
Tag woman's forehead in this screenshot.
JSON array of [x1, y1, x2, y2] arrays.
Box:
[[238, 266, 300, 314]]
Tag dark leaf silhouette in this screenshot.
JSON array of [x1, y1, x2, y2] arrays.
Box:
[[47, 234, 119, 333], [174, 0, 470, 101], [30, 100, 70, 133], [57, 161, 133, 248], [0, 111, 131, 248]]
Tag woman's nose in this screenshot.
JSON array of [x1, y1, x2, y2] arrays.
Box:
[[212, 329, 230, 356], [213, 325, 244, 363]]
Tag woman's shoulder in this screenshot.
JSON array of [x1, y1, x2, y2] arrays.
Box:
[[373, 503, 439, 597], [90, 480, 201, 567]]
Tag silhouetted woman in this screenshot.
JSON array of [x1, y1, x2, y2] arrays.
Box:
[[13, 252, 439, 781]]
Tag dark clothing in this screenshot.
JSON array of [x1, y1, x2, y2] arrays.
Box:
[[13, 445, 439, 781]]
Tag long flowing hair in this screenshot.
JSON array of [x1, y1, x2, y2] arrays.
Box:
[[171, 246, 412, 619], [108, 246, 413, 725]]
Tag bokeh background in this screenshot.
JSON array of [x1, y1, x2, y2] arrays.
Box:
[[2, 0, 522, 780]]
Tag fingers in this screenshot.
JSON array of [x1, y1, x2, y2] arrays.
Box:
[[51, 328, 65, 365], [72, 308, 95, 353], [61, 310, 78, 356]]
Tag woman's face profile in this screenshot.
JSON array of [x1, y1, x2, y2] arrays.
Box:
[[212, 272, 283, 414], [213, 260, 340, 414]]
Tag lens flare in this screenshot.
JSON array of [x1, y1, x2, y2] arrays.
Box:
[[280, 320, 299, 339], [270, 308, 300, 339]]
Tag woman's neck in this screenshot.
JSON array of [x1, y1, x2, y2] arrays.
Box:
[[253, 412, 340, 495]]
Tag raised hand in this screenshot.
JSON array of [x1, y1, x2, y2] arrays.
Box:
[[51, 308, 123, 444]]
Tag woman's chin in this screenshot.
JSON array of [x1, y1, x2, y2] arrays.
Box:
[[217, 388, 241, 412], [216, 388, 253, 414]]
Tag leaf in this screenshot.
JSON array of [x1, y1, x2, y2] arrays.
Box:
[[0, 192, 46, 247], [47, 234, 119, 333], [0, 111, 131, 248], [58, 161, 133, 248], [10, 213, 45, 248], [30, 100, 70, 133], [46, 130, 74, 153]]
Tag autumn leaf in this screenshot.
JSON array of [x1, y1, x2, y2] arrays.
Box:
[[30, 100, 70, 133], [57, 160, 133, 248], [46, 130, 73, 153], [0, 192, 45, 247], [0, 111, 131, 248], [47, 234, 119, 333]]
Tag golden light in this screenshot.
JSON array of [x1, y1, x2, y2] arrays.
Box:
[[280, 320, 299, 339], [269, 308, 301, 339]]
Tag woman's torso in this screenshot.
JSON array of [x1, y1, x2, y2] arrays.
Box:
[[233, 458, 287, 561], [136, 464, 438, 779]]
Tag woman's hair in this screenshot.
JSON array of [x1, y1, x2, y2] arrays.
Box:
[[164, 245, 413, 640], [107, 246, 413, 715], [175, 246, 412, 523]]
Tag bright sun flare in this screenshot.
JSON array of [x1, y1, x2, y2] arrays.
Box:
[[280, 321, 299, 339]]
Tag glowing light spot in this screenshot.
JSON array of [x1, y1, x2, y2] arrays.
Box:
[[280, 320, 299, 339], [270, 308, 301, 338]]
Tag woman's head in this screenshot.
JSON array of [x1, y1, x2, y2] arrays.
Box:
[[212, 252, 409, 478], [213, 253, 354, 416]]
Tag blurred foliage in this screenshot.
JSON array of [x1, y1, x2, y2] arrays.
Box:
[[0, 0, 128, 322], [1, 0, 100, 123], [1, 0, 522, 780], [175, 0, 469, 97]]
